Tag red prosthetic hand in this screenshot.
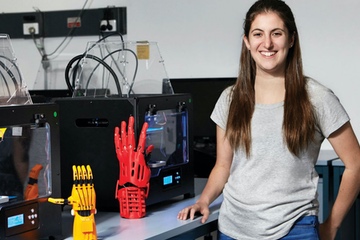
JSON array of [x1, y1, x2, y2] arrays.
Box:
[[114, 116, 153, 218]]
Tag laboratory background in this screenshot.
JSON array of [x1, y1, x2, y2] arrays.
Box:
[[1, 0, 359, 151]]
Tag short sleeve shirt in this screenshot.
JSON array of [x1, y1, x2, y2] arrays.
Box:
[[210, 78, 349, 239]]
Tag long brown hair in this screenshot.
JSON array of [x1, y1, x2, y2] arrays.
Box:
[[226, 0, 315, 156]]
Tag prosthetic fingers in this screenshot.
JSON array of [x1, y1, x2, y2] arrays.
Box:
[[114, 116, 153, 219], [48, 165, 97, 240]]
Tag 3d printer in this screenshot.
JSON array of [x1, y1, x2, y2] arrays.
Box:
[[57, 40, 194, 211], [0, 34, 62, 239], [57, 94, 194, 211]]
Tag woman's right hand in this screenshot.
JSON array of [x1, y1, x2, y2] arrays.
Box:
[[177, 201, 210, 224]]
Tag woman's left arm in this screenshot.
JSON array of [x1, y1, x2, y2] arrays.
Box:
[[321, 121, 360, 239]]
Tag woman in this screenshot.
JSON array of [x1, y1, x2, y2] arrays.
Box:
[[177, 0, 360, 239]]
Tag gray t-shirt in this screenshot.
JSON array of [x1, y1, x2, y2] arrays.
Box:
[[210, 78, 349, 239]]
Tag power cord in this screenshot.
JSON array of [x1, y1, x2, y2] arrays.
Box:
[[0, 70, 11, 96], [0, 55, 23, 89], [64, 53, 121, 96], [64, 33, 122, 93], [30, 1, 89, 61], [84, 48, 138, 96], [46, 0, 89, 59], [64, 32, 139, 97]]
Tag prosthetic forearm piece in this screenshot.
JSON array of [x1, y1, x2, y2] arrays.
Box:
[[24, 164, 43, 200]]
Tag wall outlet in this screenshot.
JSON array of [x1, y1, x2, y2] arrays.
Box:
[[100, 19, 117, 32], [23, 22, 39, 35]]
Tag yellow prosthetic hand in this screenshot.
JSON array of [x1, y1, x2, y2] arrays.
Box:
[[48, 165, 97, 240], [0, 128, 6, 142]]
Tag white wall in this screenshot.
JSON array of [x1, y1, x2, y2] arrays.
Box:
[[1, 0, 359, 149]]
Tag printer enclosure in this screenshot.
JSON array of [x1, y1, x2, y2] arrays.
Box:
[[56, 94, 195, 211], [0, 103, 62, 239]]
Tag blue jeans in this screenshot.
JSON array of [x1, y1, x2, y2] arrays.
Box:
[[217, 216, 319, 240]]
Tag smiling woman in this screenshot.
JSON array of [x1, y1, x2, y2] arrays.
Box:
[[244, 12, 293, 77], [177, 1, 360, 240]]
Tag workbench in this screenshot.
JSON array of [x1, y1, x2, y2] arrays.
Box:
[[61, 178, 223, 240]]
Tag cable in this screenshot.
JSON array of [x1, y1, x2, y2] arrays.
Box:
[[30, 1, 89, 61], [97, 33, 126, 87], [91, 32, 125, 53], [86, 34, 139, 96], [30, 7, 46, 58], [31, 34, 46, 57], [46, 0, 90, 58], [0, 62, 17, 89], [0, 55, 23, 88], [85, 48, 138, 97], [68, 33, 124, 90], [64, 53, 121, 96], [64, 33, 126, 96], [99, 32, 125, 48], [29, 3, 89, 91], [0, 70, 11, 96]]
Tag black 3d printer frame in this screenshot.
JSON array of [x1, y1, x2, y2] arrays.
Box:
[[0, 103, 62, 239], [56, 94, 195, 212]]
